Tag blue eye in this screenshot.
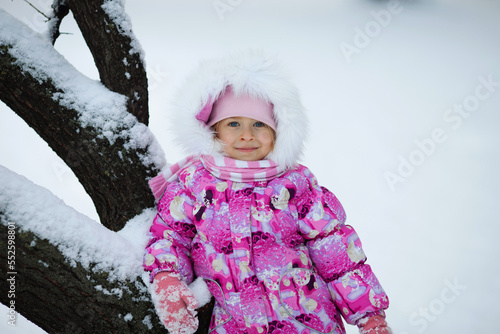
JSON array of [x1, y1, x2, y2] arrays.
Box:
[[228, 122, 239, 127], [254, 122, 265, 127]]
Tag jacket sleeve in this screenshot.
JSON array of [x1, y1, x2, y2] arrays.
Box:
[[296, 169, 389, 325], [143, 180, 197, 284]]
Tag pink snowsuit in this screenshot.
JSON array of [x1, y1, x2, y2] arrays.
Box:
[[144, 159, 389, 333], [144, 50, 389, 333]]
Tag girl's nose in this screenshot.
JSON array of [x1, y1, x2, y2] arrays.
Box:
[[239, 126, 255, 140]]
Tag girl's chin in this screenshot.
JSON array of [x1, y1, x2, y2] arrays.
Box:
[[223, 147, 271, 161]]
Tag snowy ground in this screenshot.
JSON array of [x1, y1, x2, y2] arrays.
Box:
[[1, 0, 500, 333]]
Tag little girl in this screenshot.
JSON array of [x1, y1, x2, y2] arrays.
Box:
[[144, 51, 391, 334]]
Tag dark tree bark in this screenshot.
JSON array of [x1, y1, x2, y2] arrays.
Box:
[[0, 1, 214, 332], [48, 0, 70, 44], [0, 46, 156, 232], [65, 0, 149, 125], [0, 214, 214, 334], [0, 0, 154, 232]]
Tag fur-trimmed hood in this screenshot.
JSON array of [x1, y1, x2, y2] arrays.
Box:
[[169, 50, 308, 169]]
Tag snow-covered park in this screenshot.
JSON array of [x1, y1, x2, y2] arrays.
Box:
[[1, 0, 499, 333]]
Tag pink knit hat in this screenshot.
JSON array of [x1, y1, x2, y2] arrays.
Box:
[[196, 86, 276, 131]]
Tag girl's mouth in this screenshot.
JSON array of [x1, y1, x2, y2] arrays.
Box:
[[236, 147, 258, 152]]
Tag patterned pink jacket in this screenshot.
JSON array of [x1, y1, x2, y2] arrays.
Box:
[[143, 159, 389, 334]]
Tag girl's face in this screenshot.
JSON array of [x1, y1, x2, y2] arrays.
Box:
[[215, 117, 275, 161]]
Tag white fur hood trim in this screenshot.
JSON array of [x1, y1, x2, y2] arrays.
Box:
[[169, 50, 308, 169]]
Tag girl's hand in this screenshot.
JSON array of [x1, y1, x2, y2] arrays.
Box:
[[358, 315, 392, 334], [152, 271, 199, 334]]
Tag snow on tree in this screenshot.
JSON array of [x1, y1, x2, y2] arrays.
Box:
[[0, 1, 213, 332]]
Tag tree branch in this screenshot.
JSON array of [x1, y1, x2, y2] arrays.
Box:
[[48, 0, 70, 44], [0, 166, 214, 333], [0, 219, 214, 333], [65, 0, 149, 124], [0, 222, 159, 333], [0, 21, 160, 230], [22, 0, 50, 20]]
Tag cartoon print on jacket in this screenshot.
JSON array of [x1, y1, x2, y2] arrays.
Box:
[[144, 161, 389, 334]]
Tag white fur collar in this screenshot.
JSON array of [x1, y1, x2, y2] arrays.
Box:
[[168, 50, 308, 169]]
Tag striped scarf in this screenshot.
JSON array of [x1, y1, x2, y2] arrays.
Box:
[[149, 155, 285, 201]]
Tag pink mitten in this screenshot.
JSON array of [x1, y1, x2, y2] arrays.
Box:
[[152, 272, 199, 334], [358, 315, 392, 334]]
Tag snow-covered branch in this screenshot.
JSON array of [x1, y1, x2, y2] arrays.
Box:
[[0, 166, 214, 333], [0, 8, 165, 230], [0, 165, 162, 332], [0, 165, 152, 280], [67, 0, 149, 124]]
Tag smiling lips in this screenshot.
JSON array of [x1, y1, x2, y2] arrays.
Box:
[[236, 147, 258, 152]]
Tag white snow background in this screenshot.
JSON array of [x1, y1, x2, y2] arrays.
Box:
[[1, 0, 499, 333]]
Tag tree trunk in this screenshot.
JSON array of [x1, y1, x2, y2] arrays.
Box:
[[0, 3, 215, 333]]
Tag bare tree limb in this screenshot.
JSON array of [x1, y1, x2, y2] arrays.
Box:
[[22, 0, 50, 20]]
